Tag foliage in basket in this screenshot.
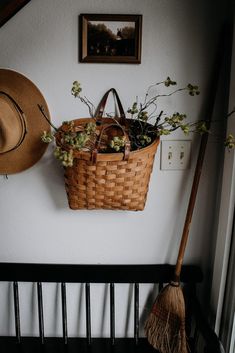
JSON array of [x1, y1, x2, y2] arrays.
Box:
[[40, 77, 235, 167]]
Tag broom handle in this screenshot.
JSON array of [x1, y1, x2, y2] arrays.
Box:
[[173, 27, 231, 283], [174, 133, 209, 281]]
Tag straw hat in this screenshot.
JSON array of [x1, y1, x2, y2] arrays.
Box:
[[0, 69, 51, 174]]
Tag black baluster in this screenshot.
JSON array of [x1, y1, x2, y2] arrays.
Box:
[[61, 282, 68, 345], [37, 282, 45, 344], [110, 283, 115, 345], [85, 283, 91, 345], [134, 283, 139, 345], [13, 281, 21, 344]]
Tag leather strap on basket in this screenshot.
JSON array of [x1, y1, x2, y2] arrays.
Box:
[[95, 88, 126, 125], [91, 123, 131, 164]]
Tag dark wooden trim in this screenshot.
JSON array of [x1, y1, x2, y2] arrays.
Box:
[[0, 263, 203, 283], [13, 282, 21, 344], [0, 0, 31, 28], [85, 283, 92, 344], [61, 283, 68, 345], [134, 283, 139, 344], [0, 337, 164, 352], [0, 263, 223, 353], [79, 14, 142, 64], [192, 296, 224, 353], [37, 282, 45, 345]]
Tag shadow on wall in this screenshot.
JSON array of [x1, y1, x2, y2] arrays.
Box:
[[39, 145, 68, 210]]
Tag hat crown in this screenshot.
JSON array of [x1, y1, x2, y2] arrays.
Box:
[[0, 69, 50, 174], [0, 93, 26, 154]]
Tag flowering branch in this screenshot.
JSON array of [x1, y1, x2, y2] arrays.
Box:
[[127, 77, 200, 141], [39, 77, 235, 168], [71, 81, 95, 117]]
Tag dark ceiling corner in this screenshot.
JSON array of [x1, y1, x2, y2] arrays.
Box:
[[0, 0, 31, 28]]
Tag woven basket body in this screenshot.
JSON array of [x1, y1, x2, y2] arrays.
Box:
[[59, 118, 160, 210], [56, 86, 160, 210]]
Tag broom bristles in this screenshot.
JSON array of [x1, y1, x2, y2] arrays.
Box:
[[145, 283, 187, 353]]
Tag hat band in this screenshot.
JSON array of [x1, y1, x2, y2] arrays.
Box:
[[0, 91, 27, 153]]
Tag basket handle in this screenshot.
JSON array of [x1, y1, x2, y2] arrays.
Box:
[[91, 123, 131, 163], [95, 88, 126, 124]]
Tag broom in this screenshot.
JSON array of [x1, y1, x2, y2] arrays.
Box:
[[144, 128, 209, 353], [145, 27, 230, 353]]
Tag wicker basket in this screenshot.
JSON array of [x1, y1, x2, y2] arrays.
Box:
[[56, 89, 160, 211]]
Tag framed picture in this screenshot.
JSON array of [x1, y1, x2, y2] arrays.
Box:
[[79, 14, 142, 64], [0, 0, 31, 27]]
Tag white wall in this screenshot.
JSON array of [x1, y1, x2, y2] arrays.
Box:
[[0, 0, 229, 336]]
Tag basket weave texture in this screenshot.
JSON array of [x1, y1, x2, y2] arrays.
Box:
[[64, 135, 159, 210], [56, 89, 160, 211]]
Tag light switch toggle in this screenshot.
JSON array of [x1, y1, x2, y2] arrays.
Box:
[[161, 140, 191, 170], [168, 152, 173, 160]]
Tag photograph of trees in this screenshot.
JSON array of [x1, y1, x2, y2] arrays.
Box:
[[87, 21, 135, 56]]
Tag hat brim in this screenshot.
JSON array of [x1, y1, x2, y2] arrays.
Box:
[[0, 69, 51, 174]]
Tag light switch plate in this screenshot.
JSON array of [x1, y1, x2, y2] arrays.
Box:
[[160, 140, 191, 170]]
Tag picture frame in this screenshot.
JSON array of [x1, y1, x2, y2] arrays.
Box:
[[0, 0, 31, 27], [79, 14, 142, 64]]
